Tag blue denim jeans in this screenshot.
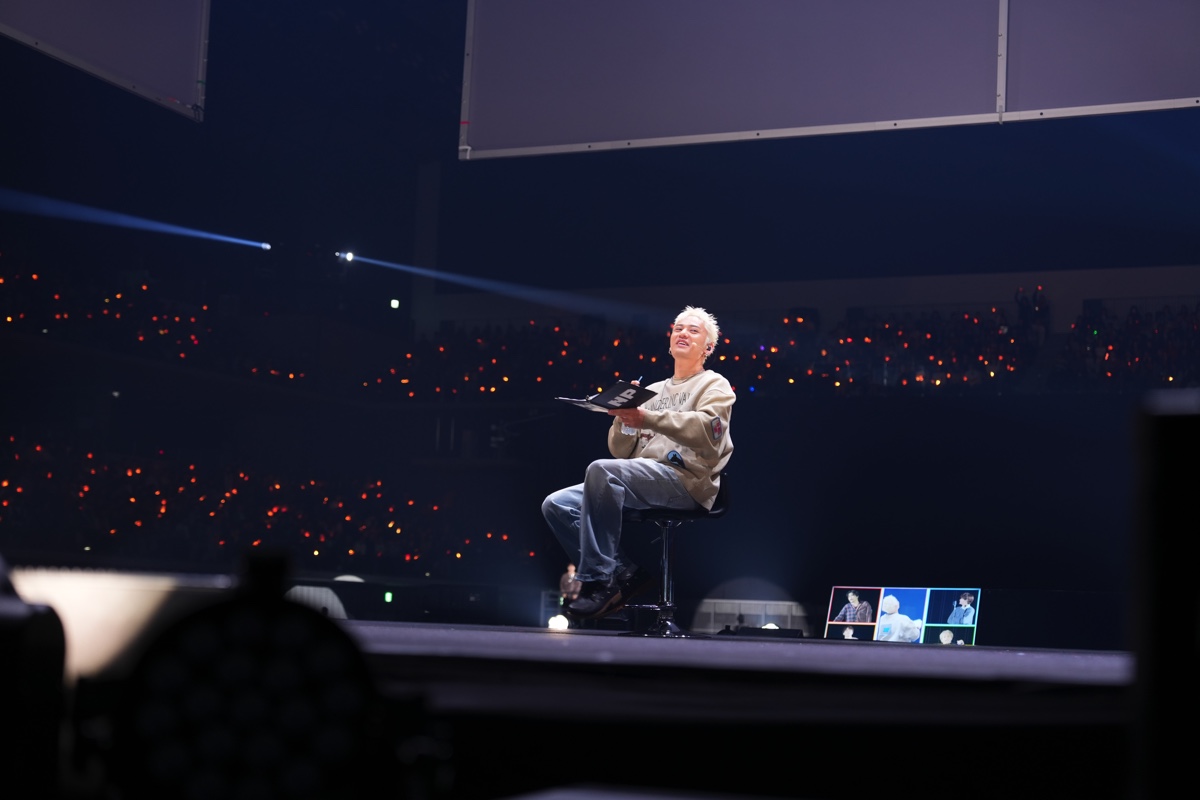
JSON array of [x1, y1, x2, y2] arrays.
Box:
[[542, 458, 698, 583]]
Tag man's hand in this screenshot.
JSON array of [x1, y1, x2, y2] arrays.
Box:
[[609, 407, 645, 428]]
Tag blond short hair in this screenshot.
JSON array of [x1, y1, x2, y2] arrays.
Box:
[[674, 306, 721, 352]]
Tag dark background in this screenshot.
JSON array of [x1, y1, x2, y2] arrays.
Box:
[[4, 2, 1198, 288], [2, 1, 1197, 650]]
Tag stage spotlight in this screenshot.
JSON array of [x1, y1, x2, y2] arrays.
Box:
[[390, 299, 400, 309], [10, 568, 229, 683], [547, 614, 569, 630], [335, 251, 355, 263], [111, 556, 385, 800], [261, 242, 271, 251]]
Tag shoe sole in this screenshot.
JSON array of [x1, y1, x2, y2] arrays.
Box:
[[591, 580, 655, 620], [565, 572, 657, 621], [565, 589, 626, 621]]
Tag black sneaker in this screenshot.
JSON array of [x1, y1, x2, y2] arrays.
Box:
[[565, 578, 623, 620], [616, 566, 656, 604]]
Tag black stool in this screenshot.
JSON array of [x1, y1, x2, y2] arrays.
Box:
[[621, 473, 730, 638]]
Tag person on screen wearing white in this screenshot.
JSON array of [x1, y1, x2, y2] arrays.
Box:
[[947, 591, 976, 625], [542, 306, 734, 621], [937, 629, 964, 646], [874, 594, 923, 642]]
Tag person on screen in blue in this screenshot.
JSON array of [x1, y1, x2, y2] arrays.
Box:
[[874, 594, 923, 642], [947, 591, 976, 625], [543, 306, 735, 621], [832, 589, 874, 623]]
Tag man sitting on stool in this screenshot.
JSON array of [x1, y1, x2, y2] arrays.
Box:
[[542, 306, 735, 621]]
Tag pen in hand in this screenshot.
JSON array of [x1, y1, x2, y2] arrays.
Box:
[[617, 379, 643, 432]]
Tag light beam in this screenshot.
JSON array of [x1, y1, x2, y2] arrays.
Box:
[[350, 253, 674, 324], [0, 187, 272, 251]]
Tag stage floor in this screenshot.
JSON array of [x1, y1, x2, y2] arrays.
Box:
[[341, 619, 1138, 800], [344, 618, 1132, 726]]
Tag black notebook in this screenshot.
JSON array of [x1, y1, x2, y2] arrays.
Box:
[[555, 380, 658, 412]]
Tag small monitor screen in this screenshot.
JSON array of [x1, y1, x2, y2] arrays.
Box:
[[824, 585, 980, 645]]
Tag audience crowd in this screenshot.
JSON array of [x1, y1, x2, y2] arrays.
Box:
[[0, 431, 523, 577], [1052, 299, 1200, 390], [4, 258, 1200, 576], [7, 265, 1197, 401]]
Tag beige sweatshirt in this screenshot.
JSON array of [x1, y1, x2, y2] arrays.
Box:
[[607, 369, 734, 509]]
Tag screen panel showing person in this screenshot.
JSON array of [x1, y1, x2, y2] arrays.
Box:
[[924, 625, 976, 646], [874, 587, 929, 643], [823, 586, 881, 640], [824, 586, 981, 644], [927, 587, 980, 629]]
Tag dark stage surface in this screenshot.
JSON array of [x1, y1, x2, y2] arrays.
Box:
[[342, 619, 1136, 800], [345, 619, 1130, 725]]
